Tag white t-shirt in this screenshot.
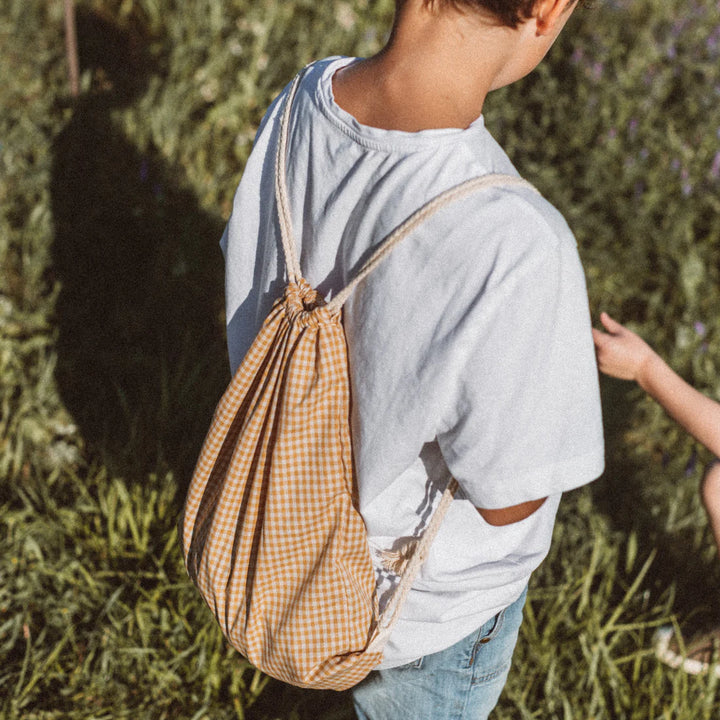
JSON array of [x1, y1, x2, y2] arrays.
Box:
[[221, 57, 605, 668]]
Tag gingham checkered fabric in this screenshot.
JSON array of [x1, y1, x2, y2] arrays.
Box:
[[182, 278, 381, 689], [180, 65, 537, 691]]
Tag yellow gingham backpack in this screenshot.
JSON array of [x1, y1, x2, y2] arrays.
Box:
[[180, 67, 535, 691]]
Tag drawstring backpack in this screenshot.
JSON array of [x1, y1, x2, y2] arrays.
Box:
[[180, 66, 537, 691]]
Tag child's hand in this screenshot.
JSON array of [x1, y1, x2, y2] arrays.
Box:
[[595, 314, 720, 458], [592, 312, 657, 385]]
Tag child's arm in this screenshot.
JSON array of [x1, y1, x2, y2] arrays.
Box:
[[592, 312, 720, 458]]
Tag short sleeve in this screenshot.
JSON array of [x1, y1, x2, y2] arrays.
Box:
[[436, 191, 604, 508]]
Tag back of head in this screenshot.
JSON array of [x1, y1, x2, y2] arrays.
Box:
[[422, 0, 538, 27]]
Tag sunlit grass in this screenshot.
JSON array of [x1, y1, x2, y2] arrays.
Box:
[[2, 0, 720, 717]]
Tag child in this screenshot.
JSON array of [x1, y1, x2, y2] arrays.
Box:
[[222, 0, 604, 716], [593, 311, 720, 675]]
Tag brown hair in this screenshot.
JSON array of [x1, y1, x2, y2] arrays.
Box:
[[423, 0, 569, 28], [424, 0, 537, 27]]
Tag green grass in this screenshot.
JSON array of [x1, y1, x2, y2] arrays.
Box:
[[2, 0, 720, 717]]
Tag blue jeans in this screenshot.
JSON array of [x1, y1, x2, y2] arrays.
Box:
[[352, 587, 527, 720]]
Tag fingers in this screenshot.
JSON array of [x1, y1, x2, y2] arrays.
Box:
[[592, 313, 623, 347], [591, 327, 606, 347], [599, 312, 624, 335]]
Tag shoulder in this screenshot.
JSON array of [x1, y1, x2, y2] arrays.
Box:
[[475, 181, 576, 249], [250, 56, 346, 144], [445, 125, 579, 259], [393, 181, 591, 339], [500, 184, 577, 253], [419, 179, 581, 278]]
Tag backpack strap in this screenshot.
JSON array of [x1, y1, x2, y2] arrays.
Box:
[[274, 68, 307, 286], [274, 67, 540, 313], [368, 476, 459, 651], [325, 173, 539, 315]]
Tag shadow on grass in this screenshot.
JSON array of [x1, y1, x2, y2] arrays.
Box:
[[592, 375, 720, 629], [246, 680, 355, 720], [50, 7, 228, 487]]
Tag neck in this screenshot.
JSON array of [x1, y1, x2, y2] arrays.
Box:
[[333, 1, 526, 131]]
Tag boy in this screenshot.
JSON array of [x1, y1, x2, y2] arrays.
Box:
[[594, 312, 720, 676], [222, 0, 604, 716]]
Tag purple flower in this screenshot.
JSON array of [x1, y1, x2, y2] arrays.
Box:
[[140, 159, 149, 182], [694, 321, 707, 337], [681, 168, 692, 196], [708, 26, 720, 53], [671, 19, 687, 38], [628, 118, 639, 140], [711, 151, 720, 180]]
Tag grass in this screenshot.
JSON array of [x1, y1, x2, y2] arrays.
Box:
[[2, 0, 720, 717]]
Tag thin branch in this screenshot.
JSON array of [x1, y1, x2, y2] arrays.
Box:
[[63, 0, 80, 97]]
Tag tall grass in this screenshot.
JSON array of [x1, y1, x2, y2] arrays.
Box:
[[1, 0, 719, 717]]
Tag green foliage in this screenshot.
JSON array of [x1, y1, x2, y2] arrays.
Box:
[[1, 0, 720, 716], [0, 0, 82, 482], [497, 490, 719, 719], [1, 465, 271, 719], [110, 0, 394, 215]]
